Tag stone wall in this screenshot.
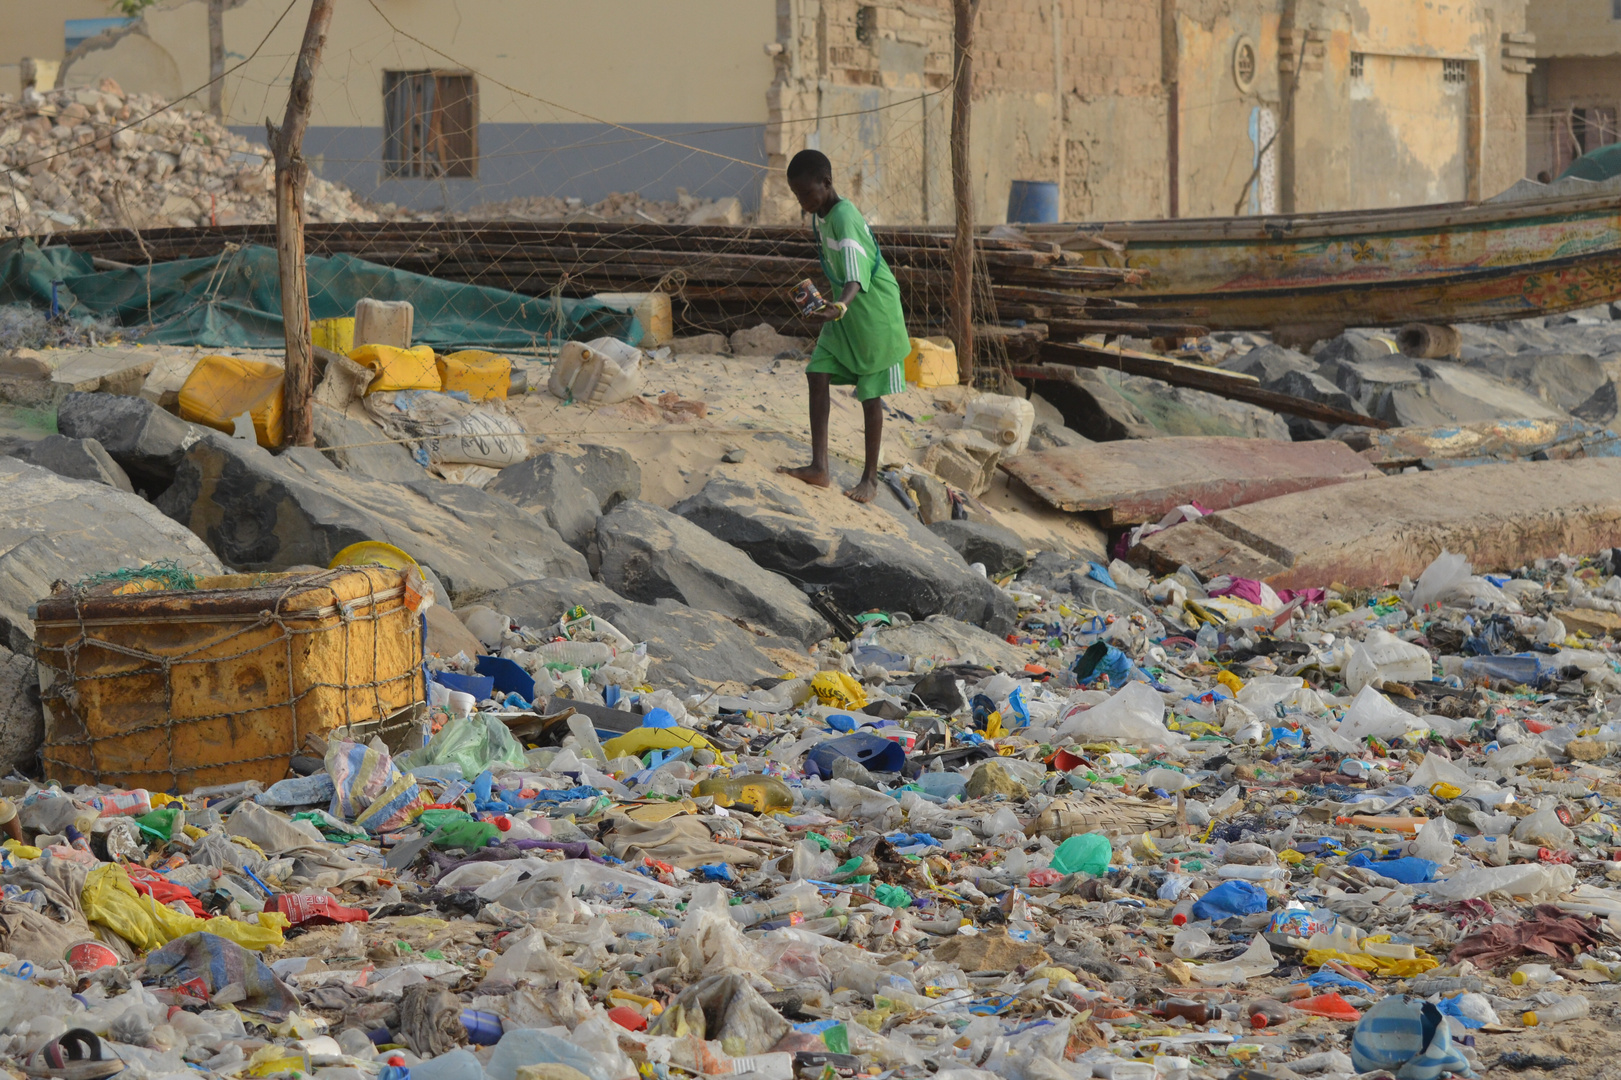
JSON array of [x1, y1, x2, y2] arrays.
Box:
[[761, 0, 1171, 225]]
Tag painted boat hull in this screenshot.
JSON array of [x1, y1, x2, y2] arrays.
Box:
[[1035, 191, 1621, 336]]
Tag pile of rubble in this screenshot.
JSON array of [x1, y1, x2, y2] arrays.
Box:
[[0, 80, 379, 234]]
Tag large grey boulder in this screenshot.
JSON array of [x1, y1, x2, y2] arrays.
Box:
[[1022, 369, 1158, 441], [926, 519, 1028, 577], [0, 457, 223, 653], [478, 578, 807, 691], [1219, 343, 1314, 383], [13, 434, 133, 491], [312, 402, 426, 482], [1313, 330, 1402, 368], [154, 433, 586, 601], [596, 500, 829, 646], [1261, 368, 1366, 440], [1316, 350, 1426, 407], [0, 644, 41, 774], [55, 392, 207, 496], [573, 444, 641, 510], [673, 469, 1015, 633], [487, 453, 603, 553], [1465, 352, 1613, 416]]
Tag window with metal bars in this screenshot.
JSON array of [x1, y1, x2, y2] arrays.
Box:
[[1350, 52, 1365, 79], [383, 71, 478, 178], [1443, 59, 1468, 84]]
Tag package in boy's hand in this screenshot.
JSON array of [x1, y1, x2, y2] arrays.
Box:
[[792, 278, 828, 316]]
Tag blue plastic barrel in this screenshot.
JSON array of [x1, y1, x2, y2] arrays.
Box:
[[1006, 180, 1060, 223]]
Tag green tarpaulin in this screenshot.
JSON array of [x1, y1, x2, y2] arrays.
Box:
[[0, 238, 638, 350]]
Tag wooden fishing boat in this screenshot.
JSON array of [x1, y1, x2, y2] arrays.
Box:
[[1029, 182, 1621, 342]]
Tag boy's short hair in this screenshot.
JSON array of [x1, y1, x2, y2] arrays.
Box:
[[787, 149, 833, 182]]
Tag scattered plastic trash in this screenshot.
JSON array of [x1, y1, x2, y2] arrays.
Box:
[[6, 548, 1621, 1079]]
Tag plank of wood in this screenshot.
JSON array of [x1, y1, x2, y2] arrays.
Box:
[[1032, 343, 1391, 429], [1000, 436, 1381, 526], [1134, 458, 1621, 590]]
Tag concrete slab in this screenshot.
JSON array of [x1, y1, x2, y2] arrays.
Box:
[[1136, 458, 1621, 590], [0, 347, 156, 408], [1000, 436, 1379, 526]]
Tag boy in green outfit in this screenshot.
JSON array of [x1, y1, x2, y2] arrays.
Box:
[[778, 149, 911, 503]]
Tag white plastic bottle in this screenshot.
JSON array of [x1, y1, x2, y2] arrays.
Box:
[[1523, 994, 1589, 1026], [1512, 963, 1560, 986]]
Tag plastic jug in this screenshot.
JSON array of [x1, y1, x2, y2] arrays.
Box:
[[549, 338, 643, 407], [349, 343, 440, 393], [353, 297, 414, 348], [693, 774, 794, 813], [437, 350, 512, 401], [178, 355, 285, 448], [965, 394, 1036, 456], [903, 337, 958, 388]]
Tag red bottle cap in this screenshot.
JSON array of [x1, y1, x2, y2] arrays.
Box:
[[1172, 913, 1188, 926], [494, 816, 511, 831]]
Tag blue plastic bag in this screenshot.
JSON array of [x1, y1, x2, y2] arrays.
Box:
[[1348, 851, 1438, 884], [1190, 880, 1268, 922]]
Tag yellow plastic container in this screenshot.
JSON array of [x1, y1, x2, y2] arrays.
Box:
[[349, 343, 441, 394], [177, 355, 284, 448], [594, 292, 673, 347], [436, 349, 511, 401], [33, 568, 424, 792], [311, 316, 355, 354], [904, 337, 958, 388]]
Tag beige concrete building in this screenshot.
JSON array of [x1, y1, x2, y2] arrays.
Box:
[[1525, 0, 1621, 178], [10, 0, 1532, 222]]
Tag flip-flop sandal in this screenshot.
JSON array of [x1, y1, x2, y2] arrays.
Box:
[[23, 1029, 123, 1080]]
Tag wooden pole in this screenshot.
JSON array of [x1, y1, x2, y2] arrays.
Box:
[[950, 0, 980, 385], [208, 0, 225, 118], [267, 0, 333, 448]]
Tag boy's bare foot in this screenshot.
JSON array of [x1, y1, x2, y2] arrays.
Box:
[[778, 464, 831, 487], [844, 477, 878, 503]]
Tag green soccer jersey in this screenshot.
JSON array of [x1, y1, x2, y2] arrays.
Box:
[[812, 199, 911, 377]]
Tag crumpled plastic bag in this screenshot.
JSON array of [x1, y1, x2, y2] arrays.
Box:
[[1056, 682, 1182, 746], [1349, 995, 1475, 1080], [1410, 550, 1473, 609], [226, 800, 327, 851], [487, 1027, 615, 1080], [1425, 862, 1576, 903], [83, 864, 287, 953], [672, 884, 768, 976], [398, 713, 527, 778], [650, 972, 790, 1055], [354, 773, 430, 834], [1513, 804, 1576, 849], [142, 931, 298, 1019], [1337, 685, 1427, 743], [326, 739, 400, 821], [826, 778, 902, 829], [812, 670, 868, 709]]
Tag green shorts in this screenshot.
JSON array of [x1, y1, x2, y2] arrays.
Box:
[[806, 351, 906, 401]]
